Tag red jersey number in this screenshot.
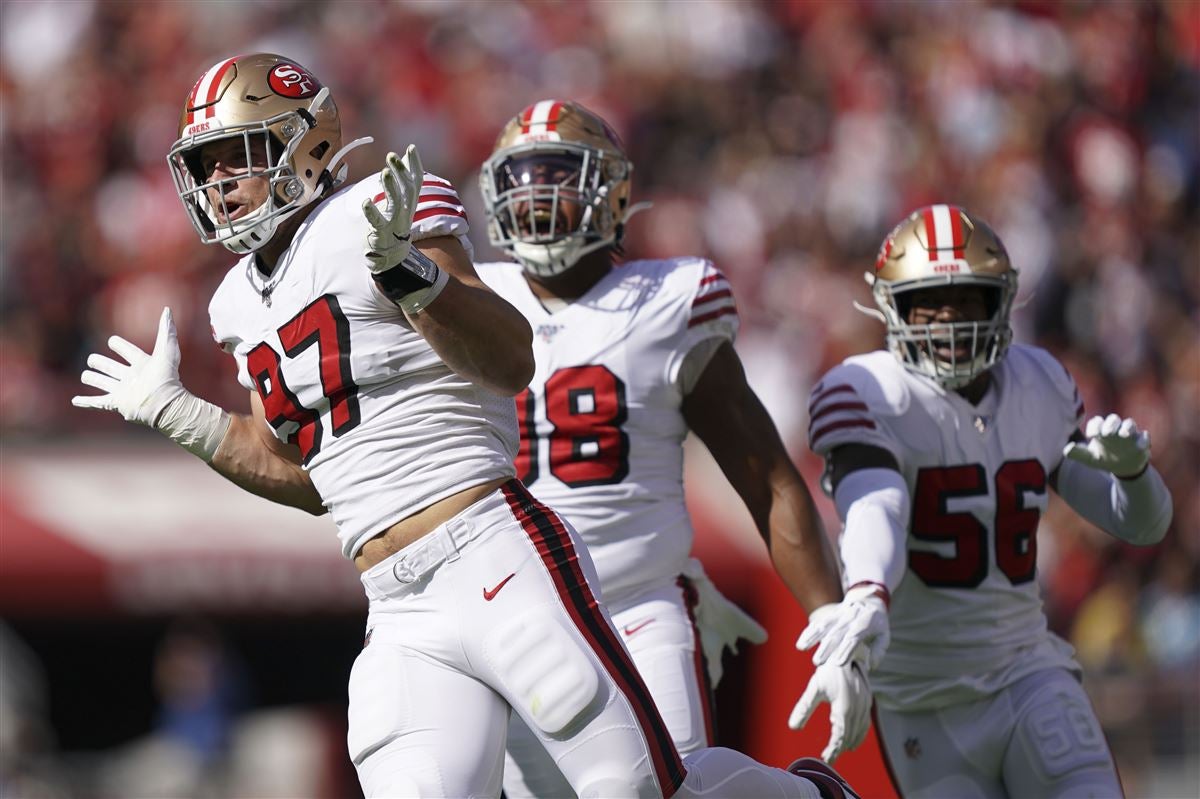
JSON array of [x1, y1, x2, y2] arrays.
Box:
[[515, 365, 629, 488], [246, 295, 361, 464], [909, 459, 1046, 588]]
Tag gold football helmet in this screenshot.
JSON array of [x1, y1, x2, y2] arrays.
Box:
[[167, 53, 366, 254], [866, 205, 1018, 388], [480, 100, 637, 276]]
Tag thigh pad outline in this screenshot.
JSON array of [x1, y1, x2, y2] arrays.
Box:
[[483, 607, 602, 735]]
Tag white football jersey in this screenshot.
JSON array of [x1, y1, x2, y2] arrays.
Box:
[[808, 345, 1087, 711], [479, 257, 738, 604], [209, 174, 518, 559]]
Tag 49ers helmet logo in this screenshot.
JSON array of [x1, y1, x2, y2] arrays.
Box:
[[268, 63, 319, 98]]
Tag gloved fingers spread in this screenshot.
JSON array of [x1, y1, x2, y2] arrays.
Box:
[[829, 634, 865, 668], [400, 143, 424, 188], [812, 619, 852, 665], [822, 715, 847, 764], [380, 164, 403, 216], [1100, 413, 1121, 437], [787, 679, 823, 730], [78, 369, 119, 393], [362, 196, 388, 232], [796, 618, 832, 652], [71, 393, 113, 410], [1118, 417, 1138, 438], [1084, 415, 1103, 439], [86, 353, 129, 379], [1063, 440, 1097, 467], [154, 307, 176, 356], [792, 611, 830, 652], [106, 335, 148, 366]]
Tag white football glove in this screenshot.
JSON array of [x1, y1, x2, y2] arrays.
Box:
[[788, 661, 872, 764], [72, 307, 186, 426], [362, 144, 448, 313], [796, 585, 890, 671], [1063, 413, 1151, 479], [72, 308, 229, 460], [362, 145, 422, 275], [681, 559, 767, 686]]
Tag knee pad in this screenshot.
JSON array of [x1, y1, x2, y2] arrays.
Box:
[[483, 607, 601, 735]]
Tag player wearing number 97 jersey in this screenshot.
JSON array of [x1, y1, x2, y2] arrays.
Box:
[[799, 204, 1173, 798], [479, 99, 867, 797]]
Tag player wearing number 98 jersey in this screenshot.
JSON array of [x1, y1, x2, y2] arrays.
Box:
[[479, 100, 868, 797], [799, 204, 1173, 798]]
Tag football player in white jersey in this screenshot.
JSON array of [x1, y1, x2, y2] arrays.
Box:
[[476, 100, 870, 796], [71, 55, 857, 799], [796, 204, 1173, 798]]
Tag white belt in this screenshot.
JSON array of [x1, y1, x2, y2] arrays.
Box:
[[358, 487, 510, 600], [360, 515, 477, 600]]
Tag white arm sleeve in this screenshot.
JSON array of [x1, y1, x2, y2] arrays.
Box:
[[834, 467, 910, 593], [1055, 458, 1172, 546]]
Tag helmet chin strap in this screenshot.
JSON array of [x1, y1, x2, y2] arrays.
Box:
[[321, 136, 373, 193], [854, 272, 887, 322]]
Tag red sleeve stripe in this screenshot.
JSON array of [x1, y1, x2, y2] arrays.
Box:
[[810, 418, 876, 447], [688, 306, 737, 328], [808, 401, 869, 428], [419, 186, 460, 199], [692, 288, 733, 308], [411, 206, 468, 223], [417, 196, 465, 210], [422, 176, 453, 188], [808, 384, 857, 412], [371, 192, 464, 212], [699, 272, 727, 288]]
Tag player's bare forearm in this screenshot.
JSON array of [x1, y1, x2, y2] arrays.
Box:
[[684, 342, 842, 611], [406, 237, 535, 396], [763, 465, 843, 610], [209, 412, 327, 516]]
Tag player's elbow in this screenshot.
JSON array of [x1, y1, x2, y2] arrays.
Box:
[[485, 324, 535, 396], [1126, 498, 1172, 547]]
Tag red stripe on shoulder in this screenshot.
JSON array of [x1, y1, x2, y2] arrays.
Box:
[[810, 418, 876, 447], [692, 288, 733, 308], [808, 401, 870, 429], [808, 384, 857, 412], [688, 306, 737, 328]]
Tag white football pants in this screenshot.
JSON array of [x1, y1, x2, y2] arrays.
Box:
[[350, 480, 826, 798], [505, 575, 716, 797], [875, 666, 1123, 798]]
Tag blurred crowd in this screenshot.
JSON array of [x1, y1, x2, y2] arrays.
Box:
[[1, 0, 1197, 793]]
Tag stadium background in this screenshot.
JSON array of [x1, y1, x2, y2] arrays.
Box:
[[1, 0, 1196, 796]]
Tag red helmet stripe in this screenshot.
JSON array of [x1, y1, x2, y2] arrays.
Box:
[[922, 207, 939, 261], [948, 205, 966, 259], [203, 57, 238, 119], [546, 101, 565, 131], [187, 56, 237, 124], [519, 104, 536, 134]]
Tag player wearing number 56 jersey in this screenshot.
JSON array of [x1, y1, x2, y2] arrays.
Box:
[[799, 204, 1173, 798], [479, 100, 867, 797]]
